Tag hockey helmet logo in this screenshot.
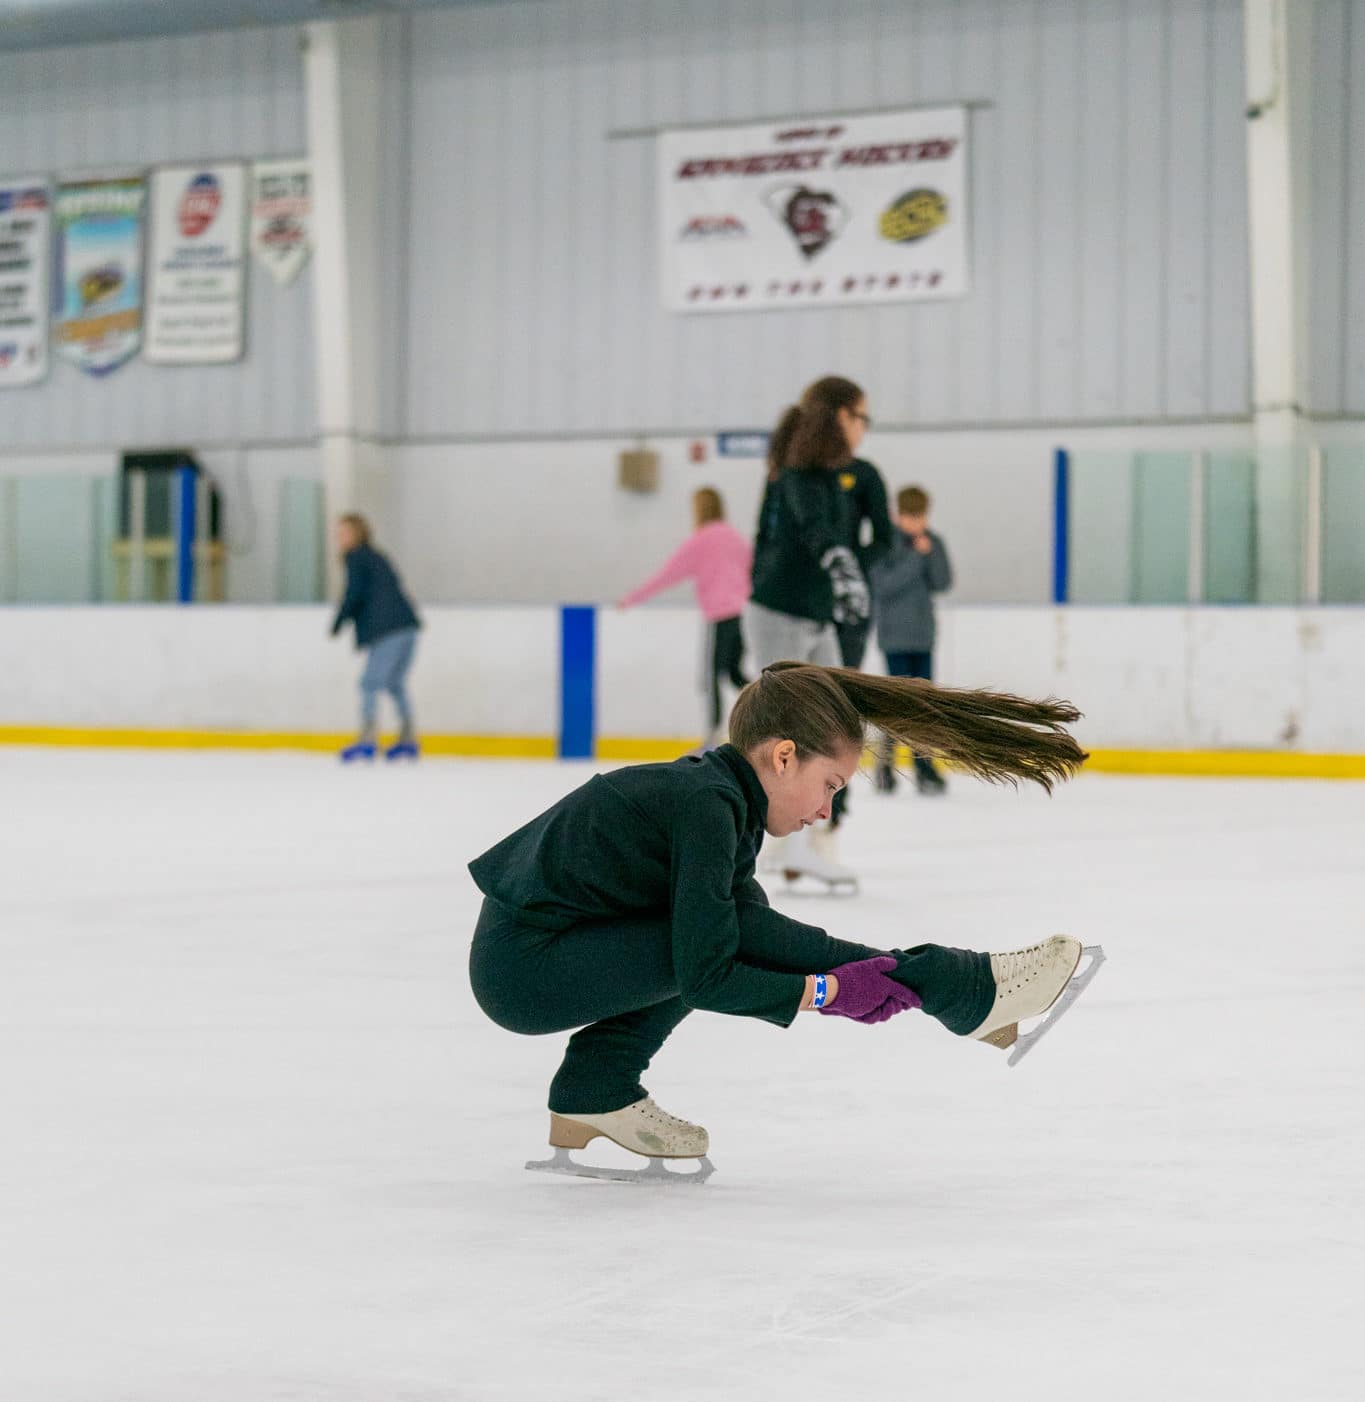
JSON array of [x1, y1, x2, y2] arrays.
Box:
[[764, 184, 848, 260]]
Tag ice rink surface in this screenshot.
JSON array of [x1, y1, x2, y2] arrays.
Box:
[[2, 746, 1362, 1402]]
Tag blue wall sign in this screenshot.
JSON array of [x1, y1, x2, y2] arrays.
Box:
[[715, 432, 770, 459]]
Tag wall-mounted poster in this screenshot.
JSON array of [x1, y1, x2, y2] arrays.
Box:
[[250, 158, 312, 286], [146, 162, 247, 364], [0, 178, 50, 388], [53, 174, 146, 376], [659, 105, 969, 313]]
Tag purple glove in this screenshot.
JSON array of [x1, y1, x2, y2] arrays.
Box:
[[818, 956, 923, 1025]]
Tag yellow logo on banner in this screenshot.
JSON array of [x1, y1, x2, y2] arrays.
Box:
[[879, 188, 948, 243]]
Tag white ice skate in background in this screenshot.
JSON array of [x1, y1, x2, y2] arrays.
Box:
[[759, 825, 859, 894]]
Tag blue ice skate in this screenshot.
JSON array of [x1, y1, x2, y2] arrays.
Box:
[[385, 740, 420, 762], [339, 740, 378, 763]]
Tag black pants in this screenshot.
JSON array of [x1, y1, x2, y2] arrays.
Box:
[[835, 617, 872, 670], [708, 615, 748, 731], [829, 619, 872, 827], [470, 896, 992, 1114], [885, 650, 941, 778]]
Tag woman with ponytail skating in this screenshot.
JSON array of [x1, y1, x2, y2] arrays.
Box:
[[747, 375, 876, 888], [468, 663, 1101, 1182]]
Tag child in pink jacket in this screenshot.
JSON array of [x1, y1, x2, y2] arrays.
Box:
[[619, 488, 753, 743]]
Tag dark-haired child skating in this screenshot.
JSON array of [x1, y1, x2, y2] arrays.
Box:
[[467, 663, 1104, 1182]]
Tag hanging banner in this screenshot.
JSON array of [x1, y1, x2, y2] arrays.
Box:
[[0, 179, 51, 388], [53, 174, 146, 376], [146, 162, 247, 364], [250, 158, 312, 286], [660, 106, 969, 313]]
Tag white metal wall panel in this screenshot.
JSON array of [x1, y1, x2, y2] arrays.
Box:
[[373, 11, 417, 440], [1309, 0, 1365, 416], [403, 0, 1252, 438], [0, 25, 316, 451]]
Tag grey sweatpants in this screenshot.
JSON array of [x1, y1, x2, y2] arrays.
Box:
[[743, 602, 855, 824], [742, 600, 840, 670]]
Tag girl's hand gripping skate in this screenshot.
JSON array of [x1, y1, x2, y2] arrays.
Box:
[[819, 957, 922, 1024]]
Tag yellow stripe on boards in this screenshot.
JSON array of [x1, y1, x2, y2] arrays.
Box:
[[0, 726, 556, 759], [1081, 748, 1365, 780], [419, 735, 557, 759], [875, 742, 1365, 781], [1, 726, 1363, 778], [595, 737, 701, 762]]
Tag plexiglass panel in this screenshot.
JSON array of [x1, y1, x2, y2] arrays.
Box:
[[1251, 445, 1302, 603], [1, 477, 111, 603], [1204, 455, 1256, 604], [1068, 452, 1134, 604], [278, 478, 325, 604], [1322, 446, 1365, 604], [1131, 454, 1191, 603]]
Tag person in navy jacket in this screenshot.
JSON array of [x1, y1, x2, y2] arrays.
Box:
[[330, 514, 422, 762]]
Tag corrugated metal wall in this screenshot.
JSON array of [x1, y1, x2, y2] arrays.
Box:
[[403, 0, 1252, 438], [9, 0, 1358, 448], [1309, 0, 1365, 417], [0, 25, 316, 451]]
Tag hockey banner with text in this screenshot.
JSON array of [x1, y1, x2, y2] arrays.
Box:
[[250, 158, 312, 286], [0, 179, 51, 388], [659, 106, 969, 313], [53, 174, 146, 377], [146, 162, 247, 364]]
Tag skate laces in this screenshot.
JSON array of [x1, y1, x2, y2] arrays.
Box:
[[994, 942, 1047, 992], [640, 1097, 700, 1134]]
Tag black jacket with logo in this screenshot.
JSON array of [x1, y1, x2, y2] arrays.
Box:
[[749, 465, 857, 624]]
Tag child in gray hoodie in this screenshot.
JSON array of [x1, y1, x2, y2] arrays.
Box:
[[869, 486, 954, 794]]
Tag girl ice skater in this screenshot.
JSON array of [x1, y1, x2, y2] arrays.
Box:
[[618, 487, 752, 749], [330, 514, 422, 762], [468, 662, 1100, 1182]]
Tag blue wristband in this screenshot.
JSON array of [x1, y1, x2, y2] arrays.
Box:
[[812, 973, 828, 1009]]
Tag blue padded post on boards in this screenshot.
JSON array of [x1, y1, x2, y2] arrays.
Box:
[[1052, 448, 1070, 605], [175, 465, 196, 604], [559, 605, 596, 759]]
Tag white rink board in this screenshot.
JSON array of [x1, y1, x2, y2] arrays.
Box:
[[615, 605, 1365, 753], [0, 606, 558, 735], [0, 748, 1360, 1402], [1, 604, 1364, 751]]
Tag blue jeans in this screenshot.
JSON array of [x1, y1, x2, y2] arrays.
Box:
[[885, 649, 932, 682], [360, 627, 418, 734], [884, 650, 938, 775]]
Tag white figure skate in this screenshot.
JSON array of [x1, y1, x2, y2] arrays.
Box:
[[525, 1096, 715, 1185], [764, 826, 859, 894], [970, 936, 1105, 1067]]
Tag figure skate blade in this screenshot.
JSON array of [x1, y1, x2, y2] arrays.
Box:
[[1006, 944, 1106, 1067], [525, 1146, 715, 1185]]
